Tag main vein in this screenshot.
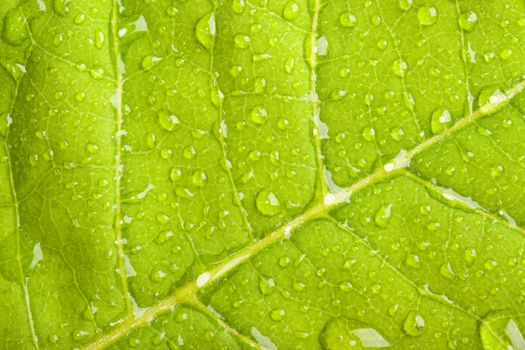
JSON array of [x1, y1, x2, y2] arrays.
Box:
[[308, 0, 328, 198], [83, 43, 525, 350], [110, 0, 132, 314]]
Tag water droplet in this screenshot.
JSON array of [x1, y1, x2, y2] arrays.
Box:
[[192, 170, 207, 187], [405, 254, 420, 268], [234, 34, 250, 48], [250, 106, 268, 125], [480, 311, 525, 350], [183, 146, 197, 160], [431, 108, 452, 134], [72, 329, 93, 342], [403, 311, 426, 337], [392, 59, 408, 78], [390, 126, 405, 141], [259, 278, 275, 295], [255, 190, 281, 216], [439, 262, 456, 280], [418, 6, 438, 26], [95, 31, 105, 49], [374, 205, 392, 228], [54, 0, 71, 16], [320, 318, 390, 349], [86, 143, 99, 154], [399, 0, 413, 11], [141, 55, 161, 70], [150, 269, 167, 282], [339, 12, 357, 28], [75, 13, 86, 24], [270, 308, 286, 321], [158, 110, 180, 131], [362, 126, 376, 142], [156, 230, 174, 244], [232, 0, 245, 14], [459, 11, 478, 32], [195, 12, 215, 50], [283, 1, 300, 20]]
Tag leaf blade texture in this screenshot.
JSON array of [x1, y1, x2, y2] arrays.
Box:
[[1, 0, 525, 349]]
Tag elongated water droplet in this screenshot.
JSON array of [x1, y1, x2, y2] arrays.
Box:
[[195, 12, 215, 50], [374, 205, 392, 228]]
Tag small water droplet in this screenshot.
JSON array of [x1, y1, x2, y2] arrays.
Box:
[[431, 108, 452, 134], [232, 0, 245, 14], [374, 205, 392, 228], [459, 11, 478, 32], [320, 318, 390, 349], [183, 146, 197, 160], [283, 1, 300, 20], [418, 6, 438, 26], [255, 190, 281, 216], [141, 55, 161, 70], [250, 106, 268, 125], [234, 34, 250, 48], [158, 110, 180, 131], [399, 0, 413, 11], [339, 12, 357, 28], [270, 308, 286, 321], [72, 329, 93, 342], [392, 58, 408, 78]]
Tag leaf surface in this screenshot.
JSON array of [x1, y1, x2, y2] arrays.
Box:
[[1, 0, 525, 349]]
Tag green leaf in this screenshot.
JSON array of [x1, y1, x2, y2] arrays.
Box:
[[1, 0, 525, 349]]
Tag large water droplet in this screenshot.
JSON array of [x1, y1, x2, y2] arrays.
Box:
[[255, 190, 281, 216], [402, 311, 426, 337], [480, 311, 525, 350], [430, 108, 452, 134], [320, 318, 390, 349], [195, 12, 216, 50]]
